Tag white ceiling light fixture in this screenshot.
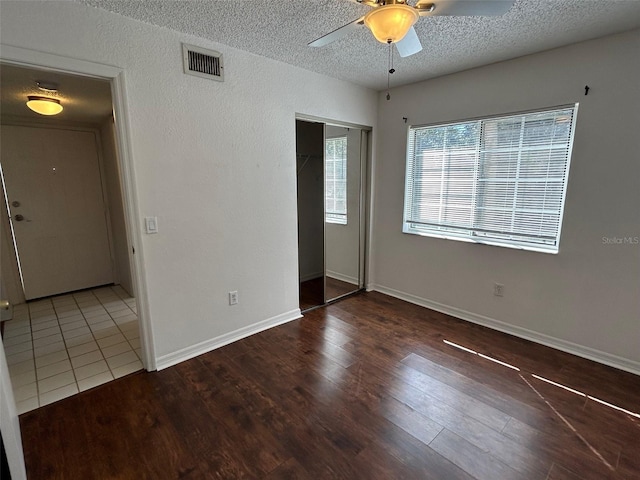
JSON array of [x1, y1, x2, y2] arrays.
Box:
[[26, 96, 63, 116], [310, 0, 515, 100], [26, 81, 63, 116], [364, 0, 419, 44], [309, 0, 515, 58]]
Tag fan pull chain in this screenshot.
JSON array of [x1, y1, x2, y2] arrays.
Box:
[[386, 41, 395, 101]]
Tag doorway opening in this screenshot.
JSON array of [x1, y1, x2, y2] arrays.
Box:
[[295, 116, 371, 312], [0, 61, 146, 412]]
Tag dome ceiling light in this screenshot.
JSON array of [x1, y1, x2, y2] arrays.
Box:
[[26, 81, 63, 116]]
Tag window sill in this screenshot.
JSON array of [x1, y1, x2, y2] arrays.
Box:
[[402, 228, 559, 254]]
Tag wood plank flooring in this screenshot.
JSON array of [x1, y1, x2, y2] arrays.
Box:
[[19, 292, 640, 479], [298, 277, 324, 311], [299, 277, 359, 311]]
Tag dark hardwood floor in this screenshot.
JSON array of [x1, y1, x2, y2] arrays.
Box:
[[299, 277, 359, 310], [19, 292, 640, 479], [298, 277, 324, 311]]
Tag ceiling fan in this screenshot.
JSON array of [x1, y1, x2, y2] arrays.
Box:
[[309, 0, 516, 58]]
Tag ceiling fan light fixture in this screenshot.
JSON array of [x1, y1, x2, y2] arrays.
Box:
[[26, 96, 63, 116], [364, 3, 419, 44]]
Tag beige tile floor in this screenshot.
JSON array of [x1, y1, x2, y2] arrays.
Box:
[[2, 285, 142, 414]]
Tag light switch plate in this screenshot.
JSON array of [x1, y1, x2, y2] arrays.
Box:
[[145, 216, 158, 234]]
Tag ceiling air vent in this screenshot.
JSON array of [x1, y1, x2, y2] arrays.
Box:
[[182, 43, 223, 82]]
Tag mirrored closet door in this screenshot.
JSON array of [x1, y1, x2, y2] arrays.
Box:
[[296, 118, 368, 311]]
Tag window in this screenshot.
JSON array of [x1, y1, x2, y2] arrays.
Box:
[[403, 105, 578, 253], [325, 136, 347, 224]]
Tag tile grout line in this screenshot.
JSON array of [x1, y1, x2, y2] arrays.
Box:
[[28, 301, 42, 409], [3, 305, 40, 406], [77, 289, 116, 388], [4, 307, 35, 412], [64, 292, 90, 395], [40, 296, 76, 404], [97, 288, 128, 379], [87, 286, 141, 381], [105, 285, 143, 364], [10, 286, 141, 411]]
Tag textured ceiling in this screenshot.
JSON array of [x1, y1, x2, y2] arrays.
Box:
[[77, 0, 640, 91], [0, 64, 113, 124]]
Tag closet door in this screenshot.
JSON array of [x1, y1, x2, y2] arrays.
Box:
[[296, 120, 325, 310], [296, 119, 368, 311], [324, 126, 364, 302]]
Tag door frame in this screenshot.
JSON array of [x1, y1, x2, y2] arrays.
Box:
[[0, 45, 156, 371], [295, 113, 373, 307]]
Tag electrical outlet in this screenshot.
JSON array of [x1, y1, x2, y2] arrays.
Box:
[[229, 291, 238, 305], [494, 283, 504, 297]]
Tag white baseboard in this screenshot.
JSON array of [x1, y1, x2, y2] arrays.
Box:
[[370, 284, 640, 376], [299, 271, 323, 283], [326, 271, 359, 285], [155, 308, 302, 370]]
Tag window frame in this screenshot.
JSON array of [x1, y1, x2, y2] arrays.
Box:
[[402, 104, 578, 254]]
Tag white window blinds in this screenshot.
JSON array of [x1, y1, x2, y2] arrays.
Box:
[[403, 105, 578, 253], [325, 136, 348, 225]]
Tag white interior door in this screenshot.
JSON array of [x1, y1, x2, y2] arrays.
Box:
[[1, 125, 114, 300]]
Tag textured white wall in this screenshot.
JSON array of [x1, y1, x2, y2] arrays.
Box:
[[371, 29, 640, 372], [0, 1, 377, 361]]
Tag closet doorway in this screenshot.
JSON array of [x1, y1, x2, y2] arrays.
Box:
[[295, 117, 369, 311]]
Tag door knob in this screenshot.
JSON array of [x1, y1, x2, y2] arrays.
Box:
[[14, 214, 25, 222], [0, 300, 9, 310]]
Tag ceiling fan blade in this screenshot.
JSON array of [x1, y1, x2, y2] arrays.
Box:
[[308, 16, 365, 47], [418, 0, 515, 17], [395, 27, 423, 58]]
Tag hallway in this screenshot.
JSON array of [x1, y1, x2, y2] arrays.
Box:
[[2, 285, 142, 414]]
